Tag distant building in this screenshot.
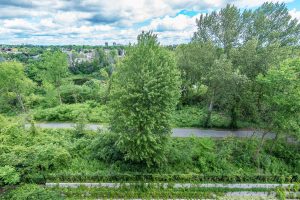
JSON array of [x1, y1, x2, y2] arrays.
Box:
[[113, 42, 117, 46], [118, 49, 125, 57], [105, 42, 108, 47]]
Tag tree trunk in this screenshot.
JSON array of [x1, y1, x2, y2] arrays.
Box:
[[254, 131, 268, 168], [57, 87, 63, 104], [204, 95, 214, 128], [229, 106, 238, 129], [269, 132, 279, 153], [104, 77, 112, 103], [16, 93, 26, 112]]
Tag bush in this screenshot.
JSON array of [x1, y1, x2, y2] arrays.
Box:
[[90, 131, 123, 162], [171, 106, 204, 127], [2, 184, 63, 200], [32, 145, 71, 171], [33, 103, 109, 123], [171, 106, 231, 128], [0, 166, 20, 186], [60, 80, 106, 104]]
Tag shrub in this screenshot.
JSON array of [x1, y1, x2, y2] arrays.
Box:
[[171, 106, 204, 127], [33, 103, 109, 123], [171, 106, 231, 128], [32, 145, 71, 171], [90, 131, 123, 162], [2, 184, 63, 200], [0, 166, 20, 186]]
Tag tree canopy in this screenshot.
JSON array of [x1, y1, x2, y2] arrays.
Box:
[[110, 31, 181, 166]]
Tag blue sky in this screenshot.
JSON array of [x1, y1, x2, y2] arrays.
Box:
[[0, 0, 299, 45]]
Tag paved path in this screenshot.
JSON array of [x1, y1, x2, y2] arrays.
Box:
[[26, 122, 274, 138]]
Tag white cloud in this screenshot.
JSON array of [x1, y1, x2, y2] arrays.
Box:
[[290, 9, 300, 21], [3, 19, 37, 31], [142, 14, 199, 32], [0, 0, 298, 45], [233, 0, 294, 8], [53, 12, 92, 25]]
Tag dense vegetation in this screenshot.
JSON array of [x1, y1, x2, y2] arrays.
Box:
[[0, 115, 299, 199], [0, 2, 299, 199]]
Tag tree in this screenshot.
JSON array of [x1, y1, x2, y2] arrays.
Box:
[[193, 4, 246, 56], [110, 31, 181, 166], [100, 49, 118, 103], [256, 58, 300, 139], [0, 61, 34, 112], [175, 42, 218, 105], [251, 2, 300, 47], [203, 56, 249, 128], [186, 2, 300, 128], [40, 51, 68, 104], [252, 58, 300, 164]]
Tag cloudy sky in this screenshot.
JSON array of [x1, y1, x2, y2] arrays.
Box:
[[0, 0, 300, 45]]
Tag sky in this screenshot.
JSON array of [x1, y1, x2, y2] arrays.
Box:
[[0, 0, 300, 45]]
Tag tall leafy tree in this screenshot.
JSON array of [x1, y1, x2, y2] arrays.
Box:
[[110, 31, 181, 166], [251, 2, 300, 47], [185, 2, 300, 128], [40, 51, 68, 104], [175, 42, 217, 104], [0, 62, 34, 112], [256, 58, 300, 139], [193, 4, 247, 55]]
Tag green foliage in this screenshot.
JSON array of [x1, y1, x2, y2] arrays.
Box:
[[87, 130, 299, 177], [32, 144, 71, 171], [1, 184, 63, 200], [33, 103, 109, 123], [58, 79, 106, 104], [0, 61, 34, 112], [39, 51, 69, 104], [176, 2, 300, 132], [164, 137, 300, 175], [89, 131, 122, 162], [48, 185, 224, 199], [175, 42, 217, 105], [0, 4, 299, 198], [110, 31, 181, 166], [1, 118, 296, 185], [0, 121, 72, 183], [193, 3, 300, 48], [172, 106, 205, 127], [171, 106, 233, 128], [0, 166, 20, 186], [73, 112, 88, 138], [256, 58, 300, 138], [39, 51, 68, 87]]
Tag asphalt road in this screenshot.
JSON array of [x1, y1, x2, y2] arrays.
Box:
[[26, 122, 275, 138]]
